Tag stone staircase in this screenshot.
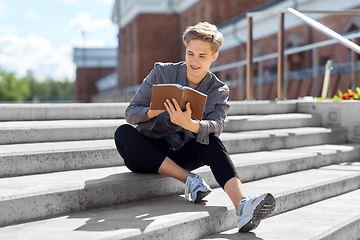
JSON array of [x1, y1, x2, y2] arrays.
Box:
[[0, 101, 359, 240]]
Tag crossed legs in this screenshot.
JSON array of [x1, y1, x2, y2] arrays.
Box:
[[115, 124, 245, 210]]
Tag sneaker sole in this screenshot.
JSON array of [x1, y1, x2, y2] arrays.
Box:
[[239, 193, 276, 232], [194, 190, 212, 203]]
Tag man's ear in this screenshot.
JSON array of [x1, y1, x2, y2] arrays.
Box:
[[212, 52, 219, 62]]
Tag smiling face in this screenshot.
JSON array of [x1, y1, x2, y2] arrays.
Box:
[[185, 39, 219, 85]]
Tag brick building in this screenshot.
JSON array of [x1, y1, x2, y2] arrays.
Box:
[[73, 48, 117, 102], [111, 0, 360, 101], [214, 0, 360, 100]]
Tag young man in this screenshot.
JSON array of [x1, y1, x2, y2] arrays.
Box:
[[114, 22, 276, 232]]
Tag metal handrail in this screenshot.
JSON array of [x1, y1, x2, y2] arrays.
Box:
[[287, 8, 360, 54], [210, 31, 360, 73], [242, 8, 360, 100], [247, 10, 360, 17]]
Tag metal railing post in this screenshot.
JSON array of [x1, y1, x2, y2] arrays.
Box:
[[321, 60, 333, 98], [277, 12, 285, 100], [284, 55, 288, 99], [246, 15, 254, 100], [312, 47, 319, 97], [238, 66, 244, 100], [351, 38, 357, 91], [258, 61, 263, 100]]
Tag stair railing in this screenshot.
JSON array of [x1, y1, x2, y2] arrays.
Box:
[[210, 31, 360, 100], [246, 8, 360, 100]]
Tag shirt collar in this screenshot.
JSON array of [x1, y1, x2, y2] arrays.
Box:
[[178, 61, 211, 94]]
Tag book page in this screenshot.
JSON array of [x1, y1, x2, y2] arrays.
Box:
[[183, 88, 207, 120]]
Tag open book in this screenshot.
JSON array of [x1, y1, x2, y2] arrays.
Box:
[[150, 84, 207, 120]]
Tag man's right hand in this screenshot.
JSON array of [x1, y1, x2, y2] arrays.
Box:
[[146, 103, 166, 119]]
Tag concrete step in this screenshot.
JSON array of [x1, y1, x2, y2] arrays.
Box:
[[224, 113, 321, 132], [0, 162, 359, 239], [227, 100, 298, 116], [0, 101, 297, 121], [0, 103, 128, 121], [0, 127, 348, 177], [0, 119, 127, 145], [0, 112, 321, 145], [0, 140, 122, 178], [202, 189, 360, 240], [221, 127, 347, 154], [1, 144, 359, 227]]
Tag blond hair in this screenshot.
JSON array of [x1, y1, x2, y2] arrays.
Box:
[[182, 22, 223, 53]]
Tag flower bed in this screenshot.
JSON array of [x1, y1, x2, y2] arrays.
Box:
[[317, 87, 360, 101]]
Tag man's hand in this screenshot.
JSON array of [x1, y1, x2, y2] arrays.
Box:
[[146, 103, 166, 119], [164, 98, 200, 134]]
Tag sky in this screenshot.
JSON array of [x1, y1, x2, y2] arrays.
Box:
[[0, 0, 118, 81]]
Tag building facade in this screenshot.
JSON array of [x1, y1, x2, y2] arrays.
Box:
[[73, 48, 117, 102], [111, 0, 360, 101]]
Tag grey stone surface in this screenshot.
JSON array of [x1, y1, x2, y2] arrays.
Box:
[[0, 145, 359, 228], [1, 100, 359, 239], [0, 139, 122, 177], [1, 163, 360, 239], [0, 103, 128, 121], [0, 127, 349, 177], [0, 124, 346, 177], [0, 119, 127, 145], [202, 189, 360, 240], [224, 113, 321, 131], [0, 113, 323, 145], [227, 100, 298, 116], [0, 101, 297, 121], [298, 100, 360, 143], [221, 127, 347, 154]]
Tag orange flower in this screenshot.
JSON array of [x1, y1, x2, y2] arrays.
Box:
[[342, 92, 356, 99]]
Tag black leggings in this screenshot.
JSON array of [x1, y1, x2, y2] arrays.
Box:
[[114, 124, 238, 188]]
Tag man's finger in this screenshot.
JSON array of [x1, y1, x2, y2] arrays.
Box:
[[186, 102, 191, 112], [172, 98, 181, 111]]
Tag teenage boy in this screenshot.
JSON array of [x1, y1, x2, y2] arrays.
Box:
[[114, 22, 276, 232]]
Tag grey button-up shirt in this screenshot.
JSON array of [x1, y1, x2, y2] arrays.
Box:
[[125, 61, 230, 148]]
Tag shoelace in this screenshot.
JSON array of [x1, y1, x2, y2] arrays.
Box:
[[237, 196, 250, 214], [185, 176, 200, 200]]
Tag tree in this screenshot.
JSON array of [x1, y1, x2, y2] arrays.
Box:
[[0, 70, 75, 102], [0, 71, 31, 102]]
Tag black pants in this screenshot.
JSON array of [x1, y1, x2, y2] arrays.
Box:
[[114, 124, 238, 188]]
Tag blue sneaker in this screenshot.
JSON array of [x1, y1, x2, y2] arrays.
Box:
[[185, 173, 212, 203], [237, 193, 276, 232]]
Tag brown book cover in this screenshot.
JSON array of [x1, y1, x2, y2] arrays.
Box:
[[150, 84, 207, 120]]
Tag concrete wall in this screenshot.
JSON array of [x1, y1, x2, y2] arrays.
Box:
[[298, 100, 360, 143]]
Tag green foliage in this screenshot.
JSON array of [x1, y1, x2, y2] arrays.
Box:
[[316, 97, 330, 101], [332, 95, 341, 101], [0, 71, 31, 102], [353, 87, 360, 100], [0, 70, 74, 102]]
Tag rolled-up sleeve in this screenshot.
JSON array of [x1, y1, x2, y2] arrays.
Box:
[[196, 103, 229, 144], [125, 70, 155, 125], [195, 85, 230, 145]]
